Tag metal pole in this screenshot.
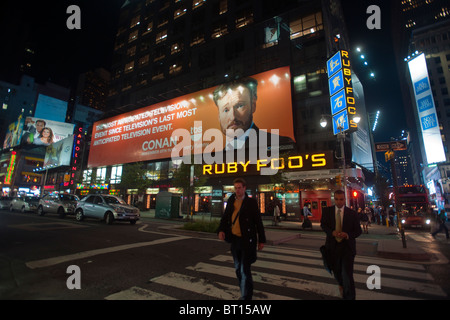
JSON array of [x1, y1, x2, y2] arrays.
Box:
[[389, 146, 406, 248], [339, 130, 348, 207]]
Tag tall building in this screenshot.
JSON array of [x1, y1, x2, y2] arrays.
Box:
[[76, 68, 111, 111], [394, 0, 450, 208], [84, 0, 372, 217]]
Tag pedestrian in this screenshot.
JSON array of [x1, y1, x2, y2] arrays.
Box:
[[360, 208, 370, 234], [431, 209, 449, 240], [273, 203, 280, 226], [320, 190, 362, 300], [303, 203, 312, 221], [217, 178, 266, 300]]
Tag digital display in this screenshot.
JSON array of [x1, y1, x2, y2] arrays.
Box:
[[88, 67, 295, 168], [408, 53, 445, 164]]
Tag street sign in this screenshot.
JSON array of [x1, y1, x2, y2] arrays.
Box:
[[375, 140, 407, 152]]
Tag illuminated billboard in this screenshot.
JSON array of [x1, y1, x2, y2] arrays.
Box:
[[327, 50, 358, 135], [88, 67, 295, 168], [2, 116, 24, 149], [34, 94, 68, 122], [43, 136, 74, 168], [408, 53, 445, 164], [21, 117, 75, 147]]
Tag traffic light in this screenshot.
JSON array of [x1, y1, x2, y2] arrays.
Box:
[[352, 191, 358, 198], [335, 175, 342, 186]]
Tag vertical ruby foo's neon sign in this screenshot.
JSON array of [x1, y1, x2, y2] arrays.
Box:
[[5, 151, 17, 185], [70, 127, 84, 186]]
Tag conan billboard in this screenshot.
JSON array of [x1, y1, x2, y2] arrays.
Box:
[[88, 67, 295, 168]]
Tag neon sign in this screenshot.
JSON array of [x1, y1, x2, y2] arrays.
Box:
[[5, 151, 16, 185], [70, 127, 84, 187]]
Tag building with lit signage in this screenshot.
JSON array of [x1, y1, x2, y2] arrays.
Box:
[[81, 0, 374, 220]]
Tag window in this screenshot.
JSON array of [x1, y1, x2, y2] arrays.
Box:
[[139, 54, 150, 67], [125, 61, 135, 73], [129, 30, 139, 43], [290, 12, 323, 40], [235, 8, 253, 28], [127, 46, 136, 57], [171, 42, 183, 54], [174, 7, 187, 19], [130, 15, 141, 28], [96, 168, 107, 183], [193, 0, 206, 9], [219, 0, 227, 14], [110, 166, 122, 184], [143, 22, 153, 35], [82, 169, 92, 183], [156, 30, 168, 43]]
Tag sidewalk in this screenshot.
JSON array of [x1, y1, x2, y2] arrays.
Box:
[[139, 210, 445, 263]]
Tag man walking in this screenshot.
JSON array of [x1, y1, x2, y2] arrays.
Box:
[[218, 178, 266, 300], [431, 209, 449, 240], [321, 190, 362, 300]]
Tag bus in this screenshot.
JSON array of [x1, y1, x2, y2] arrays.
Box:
[[396, 185, 431, 229], [395, 185, 430, 211]]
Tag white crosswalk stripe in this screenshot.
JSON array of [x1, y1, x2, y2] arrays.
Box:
[[105, 246, 447, 300]]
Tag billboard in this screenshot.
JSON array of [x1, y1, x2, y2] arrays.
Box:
[[21, 117, 75, 147], [34, 94, 68, 122], [88, 67, 295, 168], [43, 136, 74, 168], [2, 115, 24, 149], [407, 53, 445, 164]]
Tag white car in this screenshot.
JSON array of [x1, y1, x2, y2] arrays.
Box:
[[10, 196, 40, 213], [37, 193, 80, 218], [75, 194, 140, 224]]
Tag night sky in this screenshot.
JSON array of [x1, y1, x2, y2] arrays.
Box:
[[0, 0, 407, 143]]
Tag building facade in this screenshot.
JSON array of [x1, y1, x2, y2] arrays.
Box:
[[82, 0, 372, 220]]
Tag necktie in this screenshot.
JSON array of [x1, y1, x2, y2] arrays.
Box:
[[336, 208, 343, 242]]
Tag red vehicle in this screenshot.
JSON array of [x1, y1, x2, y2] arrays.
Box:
[[396, 185, 431, 229]]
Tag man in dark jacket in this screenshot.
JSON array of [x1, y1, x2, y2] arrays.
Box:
[[321, 190, 362, 300], [218, 178, 266, 300]]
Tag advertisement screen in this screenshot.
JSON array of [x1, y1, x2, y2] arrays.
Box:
[[43, 136, 74, 168], [2, 117, 24, 149], [21, 117, 75, 147], [88, 66, 295, 168], [408, 54, 445, 164], [34, 94, 68, 122]]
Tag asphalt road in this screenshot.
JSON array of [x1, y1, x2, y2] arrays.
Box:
[[1, 209, 449, 306]]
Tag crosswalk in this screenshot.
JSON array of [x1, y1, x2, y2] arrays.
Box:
[[105, 246, 447, 300]]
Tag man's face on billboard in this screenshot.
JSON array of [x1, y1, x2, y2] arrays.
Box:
[[216, 86, 256, 137], [36, 121, 45, 133]]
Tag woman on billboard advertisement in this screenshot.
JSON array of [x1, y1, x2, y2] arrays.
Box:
[[33, 127, 55, 146]]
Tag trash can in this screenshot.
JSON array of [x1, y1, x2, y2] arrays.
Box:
[[155, 191, 181, 219]]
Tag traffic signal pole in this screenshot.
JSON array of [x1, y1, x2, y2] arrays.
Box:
[[388, 146, 407, 248]]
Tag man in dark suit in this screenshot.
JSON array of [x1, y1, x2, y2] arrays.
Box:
[[321, 190, 362, 300], [217, 178, 266, 300]]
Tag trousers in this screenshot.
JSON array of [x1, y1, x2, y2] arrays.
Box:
[[333, 241, 356, 300], [230, 235, 253, 300]]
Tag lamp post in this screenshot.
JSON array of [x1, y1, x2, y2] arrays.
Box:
[[320, 114, 360, 207]]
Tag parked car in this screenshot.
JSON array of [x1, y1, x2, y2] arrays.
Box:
[[0, 196, 13, 210], [10, 196, 40, 213], [75, 194, 140, 224], [37, 193, 80, 218]]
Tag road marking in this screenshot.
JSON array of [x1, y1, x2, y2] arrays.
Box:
[[26, 235, 189, 269], [108, 246, 446, 300]]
